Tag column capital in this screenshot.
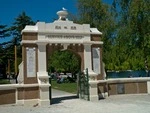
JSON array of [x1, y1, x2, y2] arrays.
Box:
[[36, 41, 48, 46], [83, 43, 92, 46], [83, 41, 103, 45]]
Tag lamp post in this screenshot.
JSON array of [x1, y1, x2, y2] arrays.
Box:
[[7, 59, 10, 78], [14, 45, 17, 77]]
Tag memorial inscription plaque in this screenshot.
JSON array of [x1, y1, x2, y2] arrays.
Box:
[[92, 48, 101, 74], [26, 47, 36, 77]]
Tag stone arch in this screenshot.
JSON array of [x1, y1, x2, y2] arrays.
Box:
[[47, 44, 84, 72], [19, 9, 103, 105]]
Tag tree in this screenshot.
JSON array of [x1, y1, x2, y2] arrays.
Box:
[[0, 23, 10, 49], [7, 12, 35, 56], [0, 12, 35, 76], [77, 0, 116, 70], [77, 0, 150, 71], [48, 50, 80, 77], [113, 0, 150, 70], [10, 12, 35, 43], [0, 24, 10, 77], [0, 24, 9, 38]]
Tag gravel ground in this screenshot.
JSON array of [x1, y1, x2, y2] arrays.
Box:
[[0, 91, 150, 113]]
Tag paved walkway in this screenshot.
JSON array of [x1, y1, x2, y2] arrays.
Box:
[[10, 79, 16, 84], [52, 89, 76, 98], [51, 89, 78, 105], [0, 89, 150, 113]]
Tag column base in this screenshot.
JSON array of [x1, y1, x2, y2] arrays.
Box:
[[16, 99, 39, 106], [89, 80, 99, 101], [16, 99, 51, 106], [16, 100, 24, 105], [39, 85, 51, 106], [90, 95, 99, 101], [99, 92, 108, 99], [147, 81, 150, 94], [38, 99, 50, 106]]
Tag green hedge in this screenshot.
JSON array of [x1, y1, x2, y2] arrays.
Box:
[[0, 79, 10, 84]]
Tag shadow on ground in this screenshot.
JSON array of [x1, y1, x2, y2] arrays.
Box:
[[51, 95, 78, 105]]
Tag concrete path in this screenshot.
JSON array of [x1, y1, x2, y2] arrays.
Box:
[[51, 89, 78, 104], [52, 89, 76, 98], [10, 79, 16, 84], [0, 90, 150, 113]]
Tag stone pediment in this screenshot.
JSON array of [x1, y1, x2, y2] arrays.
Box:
[[21, 9, 102, 45], [22, 21, 91, 35], [22, 9, 102, 35], [22, 21, 102, 35]]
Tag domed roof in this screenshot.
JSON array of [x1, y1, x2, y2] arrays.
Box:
[[57, 8, 68, 21]]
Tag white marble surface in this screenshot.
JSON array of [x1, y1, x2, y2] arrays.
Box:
[[26, 47, 36, 77], [92, 48, 101, 74]]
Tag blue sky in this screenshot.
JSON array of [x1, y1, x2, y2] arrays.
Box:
[[0, 0, 78, 25], [0, 0, 113, 43]]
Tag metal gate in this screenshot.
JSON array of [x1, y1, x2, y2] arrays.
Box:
[[78, 68, 90, 101]]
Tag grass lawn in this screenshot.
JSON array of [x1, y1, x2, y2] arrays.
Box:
[[51, 80, 77, 94], [0, 79, 10, 84]]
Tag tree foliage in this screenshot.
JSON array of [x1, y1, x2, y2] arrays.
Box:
[[77, 0, 150, 71], [0, 24, 9, 38], [6, 12, 35, 58], [0, 12, 35, 74], [48, 50, 80, 74], [111, 0, 150, 70], [10, 12, 35, 45], [77, 0, 117, 69], [0, 23, 10, 68]]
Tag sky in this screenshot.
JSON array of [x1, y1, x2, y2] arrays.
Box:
[[0, 0, 113, 43], [0, 0, 78, 25]]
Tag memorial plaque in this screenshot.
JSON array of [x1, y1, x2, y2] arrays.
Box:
[[117, 84, 125, 94], [92, 48, 101, 74], [26, 47, 36, 77]]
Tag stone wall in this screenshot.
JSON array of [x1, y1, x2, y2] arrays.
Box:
[[0, 84, 40, 105], [0, 89, 16, 105], [108, 82, 147, 95], [97, 77, 150, 99]]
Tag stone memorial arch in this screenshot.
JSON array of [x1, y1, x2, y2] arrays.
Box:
[[20, 9, 104, 105], [1, 8, 150, 106]]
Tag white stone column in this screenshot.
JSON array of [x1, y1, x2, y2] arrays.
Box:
[[147, 81, 150, 94], [37, 42, 47, 73], [84, 44, 92, 70], [36, 42, 50, 106], [84, 44, 98, 80], [84, 44, 99, 101]]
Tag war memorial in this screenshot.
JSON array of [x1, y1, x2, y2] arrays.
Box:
[[0, 9, 150, 106]]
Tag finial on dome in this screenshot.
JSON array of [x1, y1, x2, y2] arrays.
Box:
[[57, 7, 68, 21], [62, 7, 67, 11]]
